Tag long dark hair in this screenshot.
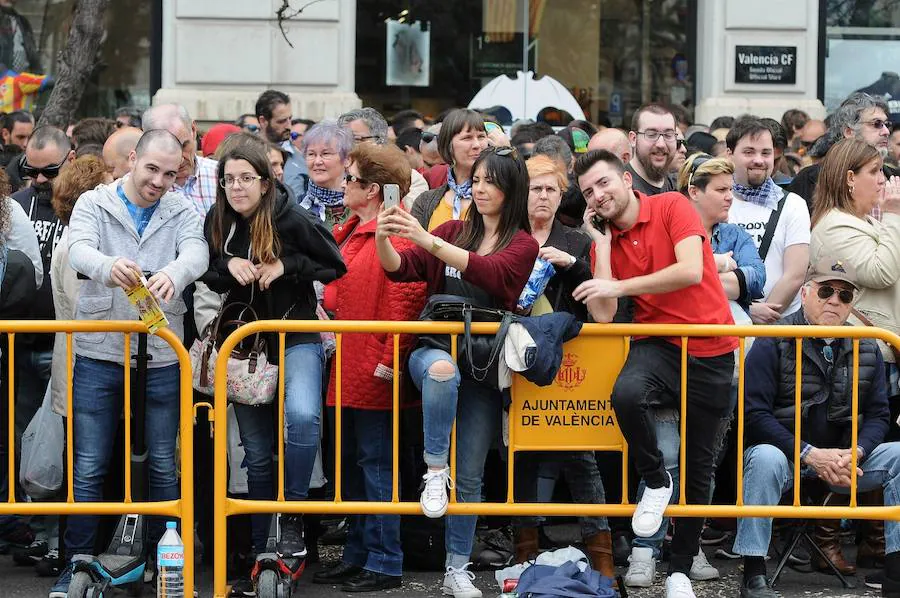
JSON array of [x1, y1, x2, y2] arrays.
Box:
[[811, 138, 880, 228], [210, 144, 281, 263], [455, 146, 531, 253]]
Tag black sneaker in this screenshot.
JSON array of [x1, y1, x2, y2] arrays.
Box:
[[865, 570, 883, 590], [277, 514, 307, 558], [714, 534, 741, 560], [35, 548, 63, 577], [12, 539, 48, 566], [229, 576, 255, 597]]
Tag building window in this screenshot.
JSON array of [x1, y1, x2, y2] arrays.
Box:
[[355, 0, 693, 127], [3, 0, 153, 118], [824, 0, 900, 112]]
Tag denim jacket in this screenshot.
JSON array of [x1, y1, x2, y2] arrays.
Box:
[[711, 222, 766, 308]]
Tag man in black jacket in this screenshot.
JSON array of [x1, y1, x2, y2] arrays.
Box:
[[732, 257, 900, 598]]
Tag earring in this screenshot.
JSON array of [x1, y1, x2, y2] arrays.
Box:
[[849, 183, 855, 195]]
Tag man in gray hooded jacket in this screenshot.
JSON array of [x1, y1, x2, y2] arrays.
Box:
[[50, 129, 208, 598]]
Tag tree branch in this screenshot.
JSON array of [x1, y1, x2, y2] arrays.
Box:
[[275, 0, 330, 48]]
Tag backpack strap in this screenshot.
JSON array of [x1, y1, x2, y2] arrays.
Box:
[[758, 190, 788, 261]]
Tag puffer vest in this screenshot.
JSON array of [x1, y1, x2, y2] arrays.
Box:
[[771, 310, 879, 447]]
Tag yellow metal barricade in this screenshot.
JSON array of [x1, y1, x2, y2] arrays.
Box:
[[0, 321, 195, 595], [212, 320, 900, 598]]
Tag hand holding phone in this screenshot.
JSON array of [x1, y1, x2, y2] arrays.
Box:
[[383, 184, 401, 209]]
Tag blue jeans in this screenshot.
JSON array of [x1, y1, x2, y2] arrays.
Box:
[[338, 408, 402, 577], [233, 342, 324, 552], [734, 442, 900, 557], [408, 346, 501, 570], [64, 357, 180, 557], [632, 409, 681, 557]]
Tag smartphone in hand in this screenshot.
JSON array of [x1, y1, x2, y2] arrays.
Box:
[[383, 184, 401, 209], [591, 214, 608, 234]]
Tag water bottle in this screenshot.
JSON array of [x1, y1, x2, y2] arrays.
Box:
[[157, 521, 184, 598]]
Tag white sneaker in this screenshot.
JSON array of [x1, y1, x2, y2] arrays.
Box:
[[665, 572, 696, 598], [623, 546, 656, 587], [421, 467, 453, 518], [442, 563, 482, 598], [689, 548, 719, 581], [632, 471, 673, 537]]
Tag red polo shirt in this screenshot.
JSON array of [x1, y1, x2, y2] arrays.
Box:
[[610, 191, 737, 357]]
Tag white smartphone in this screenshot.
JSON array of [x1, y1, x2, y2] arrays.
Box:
[[383, 183, 401, 209]]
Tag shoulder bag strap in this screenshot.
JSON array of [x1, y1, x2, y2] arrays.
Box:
[[758, 190, 788, 261], [465, 308, 515, 383]]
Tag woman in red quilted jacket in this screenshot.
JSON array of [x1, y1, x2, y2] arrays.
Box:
[[317, 142, 426, 592]]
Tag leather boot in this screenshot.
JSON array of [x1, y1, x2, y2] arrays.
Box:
[[584, 531, 616, 580], [515, 527, 540, 564], [813, 518, 856, 576], [858, 489, 886, 568]]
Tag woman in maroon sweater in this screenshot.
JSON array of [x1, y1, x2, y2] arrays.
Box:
[[376, 146, 538, 598]]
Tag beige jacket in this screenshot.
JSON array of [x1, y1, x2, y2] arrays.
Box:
[[810, 208, 900, 362], [50, 230, 82, 415]]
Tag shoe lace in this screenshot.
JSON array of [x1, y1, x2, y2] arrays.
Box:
[[446, 563, 476, 587], [423, 468, 454, 500], [627, 556, 654, 577], [280, 515, 303, 542], [46, 548, 59, 559]]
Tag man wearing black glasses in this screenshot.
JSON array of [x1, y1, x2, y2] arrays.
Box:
[[733, 257, 900, 598], [10, 125, 73, 441], [788, 92, 900, 216], [626, 103, 678, 196]]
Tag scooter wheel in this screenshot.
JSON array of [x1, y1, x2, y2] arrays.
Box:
[[67, 571, 93, 598], [256, 569, 278, 598]]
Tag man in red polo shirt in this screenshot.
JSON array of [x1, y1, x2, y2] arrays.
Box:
[[572, 149, 738, 598]]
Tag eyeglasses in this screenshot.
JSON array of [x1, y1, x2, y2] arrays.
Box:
[[636, 129, 678, 142], [421, 132, 436, 144], [353, 135, 377, 143], [242, 124, 260, 133], [863, 119, 893, 132], [816, 284, 855, 304], [219, 174, 263, 189], [20, 155, 65, 180], [305, 150, 339, 161], [687, 154, 712, 187], [529, 185, 560, 196], [344, 173, 368, 185]]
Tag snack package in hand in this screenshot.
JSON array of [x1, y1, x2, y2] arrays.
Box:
[[517, 258, 556, 311], [124, 275, 169, 334]]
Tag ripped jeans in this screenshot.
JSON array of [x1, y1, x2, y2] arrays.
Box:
[[407, 346, 503, 570]]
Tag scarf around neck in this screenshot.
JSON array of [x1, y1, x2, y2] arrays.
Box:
[[447, 168, 472, 219], [301, 181, 345, 221], [733, 176, 782, 210]]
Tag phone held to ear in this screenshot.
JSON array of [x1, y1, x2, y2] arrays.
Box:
[[591, 214, 608, 234], [383, 184, 401, 209]]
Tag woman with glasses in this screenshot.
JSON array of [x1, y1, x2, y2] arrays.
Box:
[[313, 142, 426, 592], [376, 146, 538, 598], [299, 120, 354, 227], [410, 109, 488, 232], [808, 136, 900, 578], [512, 155, 615, 578], [201, 142, 345, 592]]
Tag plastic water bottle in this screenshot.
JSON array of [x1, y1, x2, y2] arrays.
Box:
[[157, 521, 184, 598]]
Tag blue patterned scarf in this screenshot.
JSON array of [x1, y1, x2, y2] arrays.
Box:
[[447, 168, 472, 219], [732, 176, 781, 210], [300, 181, 345, 221]]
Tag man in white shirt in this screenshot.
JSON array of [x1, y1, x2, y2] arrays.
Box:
[[727, 117, 810, 322]]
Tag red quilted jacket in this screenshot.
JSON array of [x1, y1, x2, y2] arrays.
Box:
[[324, 215, 427, 410]]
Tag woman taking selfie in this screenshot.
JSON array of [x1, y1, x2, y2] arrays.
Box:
[[201, 142, 345, 591], [376, 146, 538, 598]]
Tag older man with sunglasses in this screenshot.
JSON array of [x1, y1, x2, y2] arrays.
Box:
[[733, 257, 900, 598]]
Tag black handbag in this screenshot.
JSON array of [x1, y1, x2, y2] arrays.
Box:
[[418, 294, 516, 389]]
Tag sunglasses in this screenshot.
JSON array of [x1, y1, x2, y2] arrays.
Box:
[[344, 173, 368, 185], [864, 119, 894, 132], [494, 146, 519, 159], [243, 124, 260, 133], [421, 132, 436, 144], [290, 131, 302, 141], [816, 284, 855, 304], [19, 155, 65, 180]]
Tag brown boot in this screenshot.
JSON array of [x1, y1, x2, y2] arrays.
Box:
[[584, 531, 616, 580], [813, 518, 856, 575], [858, 490, 886, 568], [515, 527, 539, 564]]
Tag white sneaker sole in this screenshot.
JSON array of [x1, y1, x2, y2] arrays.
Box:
[[689, 569, 719, 581], [623, 575, 654, 588], [442, 586, 482, 598], [421, 495, 448, 518]]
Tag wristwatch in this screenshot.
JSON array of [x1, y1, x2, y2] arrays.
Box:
[[568, 254, 577, 267], [429, 236, 445, 254]]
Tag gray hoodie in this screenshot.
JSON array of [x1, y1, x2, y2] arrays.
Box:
[[67, 179, 209, 367]]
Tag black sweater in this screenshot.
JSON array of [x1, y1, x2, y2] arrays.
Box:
[[201, 183, 346, 347]]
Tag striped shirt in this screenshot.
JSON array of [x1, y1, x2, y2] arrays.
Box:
[[173, 155, 218, 219]]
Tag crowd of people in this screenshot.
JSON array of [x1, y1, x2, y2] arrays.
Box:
[[1, 88, 900, 598]]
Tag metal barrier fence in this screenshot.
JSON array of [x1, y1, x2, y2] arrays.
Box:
[[212, 320, 900, 597], [0, 321, 195, 595]]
